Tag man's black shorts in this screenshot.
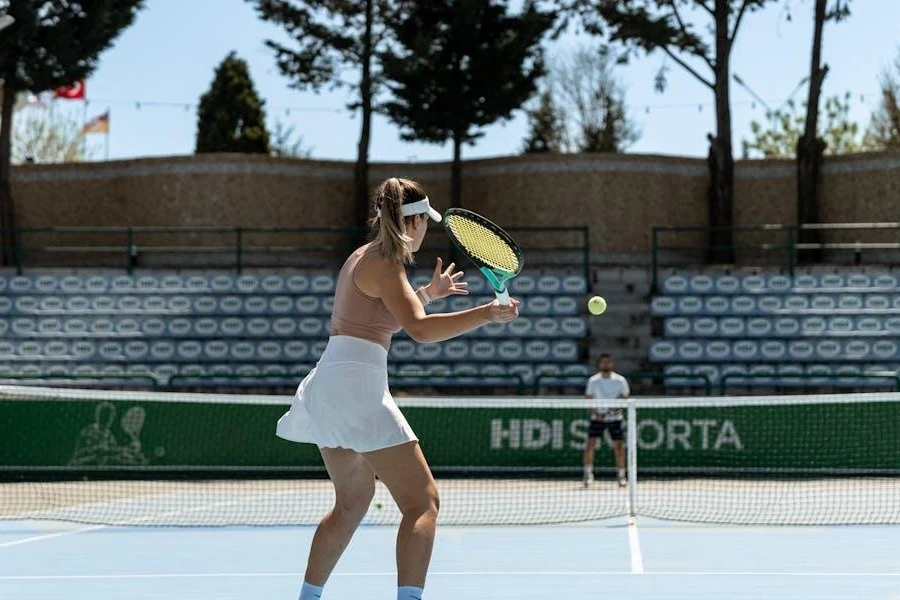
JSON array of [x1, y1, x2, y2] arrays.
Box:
[[588, 419, 624, 441]]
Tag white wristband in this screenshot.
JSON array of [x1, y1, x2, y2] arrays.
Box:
[[418, 286, 433, 305]]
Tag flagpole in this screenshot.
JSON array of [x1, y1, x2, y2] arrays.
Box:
[[105, 109, 110, 160], [82, 99, 88, 159]]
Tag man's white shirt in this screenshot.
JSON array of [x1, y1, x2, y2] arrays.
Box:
[[585, 372, 630, 421]]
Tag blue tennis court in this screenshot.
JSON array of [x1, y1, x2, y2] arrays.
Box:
[[2, 518, 899, 599]]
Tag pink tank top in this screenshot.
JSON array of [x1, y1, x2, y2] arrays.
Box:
[[329, 244, 402, 348]]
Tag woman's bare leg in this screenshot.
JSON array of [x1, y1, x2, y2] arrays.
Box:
[[364, 441, 439, 589], [304, 447, 375, 586]]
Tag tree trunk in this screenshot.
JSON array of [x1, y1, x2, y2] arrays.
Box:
[[797, 0, 829, 264], [707, 0, 735, 264], [0, 85, 17, 266], [451, 135, 462, 209], [353, 0, 374, 248]]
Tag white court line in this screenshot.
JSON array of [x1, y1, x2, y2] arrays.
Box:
[[626, 517, 644, 574], [1, 571, 900, 582], [0, 524, 107, 549], [0, 490, 284, 550]]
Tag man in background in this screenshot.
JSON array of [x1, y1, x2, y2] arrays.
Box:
[[582, 354, 630, 487]]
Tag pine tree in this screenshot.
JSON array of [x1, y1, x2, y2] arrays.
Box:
[[382, 0, 553, 207], [196, 52, 270, 154], [523, 89, 565, 153], [0, 0, 143, 265], [866, 50, 900, 151]]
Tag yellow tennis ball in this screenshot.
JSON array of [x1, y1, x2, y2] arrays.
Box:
[[588, 296, 607, 315]]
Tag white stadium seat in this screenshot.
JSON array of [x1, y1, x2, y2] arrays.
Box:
[[536, 276, 562, 294], [562, 276, 587, 294], [650, 341, 676, 362], [846, 274, 871, 288], [819, 273, 844, 289], [856, 317, 882, 333], [871, 340, 898, 360], [756, 295, 782, 313], [844, 340, 870, 360], [286, 274, 310, 293], [311, 275, 335, 294], [815, 340, 842, 360], [662, 275, 689, 294], [690, 275, 714, 293], [692, 317, 719, 337], [498, 341, 523, 361], [793, 274, 817, 289], [523, 341, 550, 361], [715, 276, 740, 294], [704, 296, 730, 314], [678, 341, 704, 361], [838, 294, 863, 310], [774, 317, 800, 336], [865, 295, 891, 310], [416, 343, 442, 361], [284, 341, 309, 361], [650, 296, 676, 316], [552, 297, 578, 315], [873, 274, 897, 289], [788, 340, 815, 361], [801, 317, 827, 334], [768, 275, 792, 293], [760, 340, 787, 361], [827, 316, 854, 333], [741, 275, 766, 293], [510, 275, 535, 294], [730, 296, 756, 314], [731, 340, 758, 361], [746, 318, 772, 337], [719, 317, 745, 337], [810, 295, 835, 310], [677, 296, 703, 315], [665, 317, 691, 337], [704, 340, 730, 362], [471, 341, 498, 361]]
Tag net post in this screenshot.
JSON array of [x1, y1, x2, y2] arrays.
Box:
[[626, 400, 637, 518]]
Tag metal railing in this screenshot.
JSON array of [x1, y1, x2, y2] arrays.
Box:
[[718, 372, 900, 395], [651, 222, 900, 293], [1, 225, 590, 281]]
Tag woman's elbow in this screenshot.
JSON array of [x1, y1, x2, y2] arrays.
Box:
[[405, 322, 432, 343]]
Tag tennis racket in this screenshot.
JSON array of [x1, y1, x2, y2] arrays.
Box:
[[443, 208, 523, 306]]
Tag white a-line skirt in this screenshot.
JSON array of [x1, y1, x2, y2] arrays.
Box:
[[276, 335, 418, 452]]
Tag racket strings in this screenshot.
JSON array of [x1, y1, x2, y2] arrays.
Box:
[[446, 215, 520, 273]]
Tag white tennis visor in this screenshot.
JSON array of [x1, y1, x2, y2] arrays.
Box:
[[401, 197, 442, 222]]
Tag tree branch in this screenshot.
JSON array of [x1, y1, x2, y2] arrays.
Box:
[[695, 0, 715, 17], [661, 45, 715, 89], [729, 0, 752, 45], [671, 2, 715, 71]]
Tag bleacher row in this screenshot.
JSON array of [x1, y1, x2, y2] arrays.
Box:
[[652, 272, 900, 389], [0, 272, 589, 388]]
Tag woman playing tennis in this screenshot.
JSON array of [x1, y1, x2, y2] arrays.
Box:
[[277, 177, 520, 600]]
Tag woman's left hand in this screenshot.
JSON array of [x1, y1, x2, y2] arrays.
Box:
[[426, 257, 468, 299]]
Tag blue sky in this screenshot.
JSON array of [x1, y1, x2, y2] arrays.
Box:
[[47, 0, 900, 162]]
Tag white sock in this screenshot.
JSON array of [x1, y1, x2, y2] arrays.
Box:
[[618, 469, 626, 479], [299, 581, 323, 599], [398, 585, 424, 600], [583, 465, 593, 476]]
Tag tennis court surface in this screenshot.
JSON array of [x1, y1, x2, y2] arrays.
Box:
[[2, 385, 899, 599]]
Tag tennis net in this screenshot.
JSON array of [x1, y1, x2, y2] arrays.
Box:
[[1, 385, 899, 526]]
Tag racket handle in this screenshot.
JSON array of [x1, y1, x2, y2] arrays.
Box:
[[495, 288, 510, 306]]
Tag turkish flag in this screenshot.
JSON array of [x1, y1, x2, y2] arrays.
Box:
[[55, 80, 86, 100]]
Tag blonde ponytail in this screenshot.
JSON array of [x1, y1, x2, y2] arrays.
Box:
[[370, 177, 427, 265]]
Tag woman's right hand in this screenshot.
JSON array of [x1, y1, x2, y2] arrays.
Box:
[[485, 298, 520, 323]]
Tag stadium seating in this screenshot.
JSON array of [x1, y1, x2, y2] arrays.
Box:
[[652, 271, 900, 390], [0, 271, 588, 389]]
